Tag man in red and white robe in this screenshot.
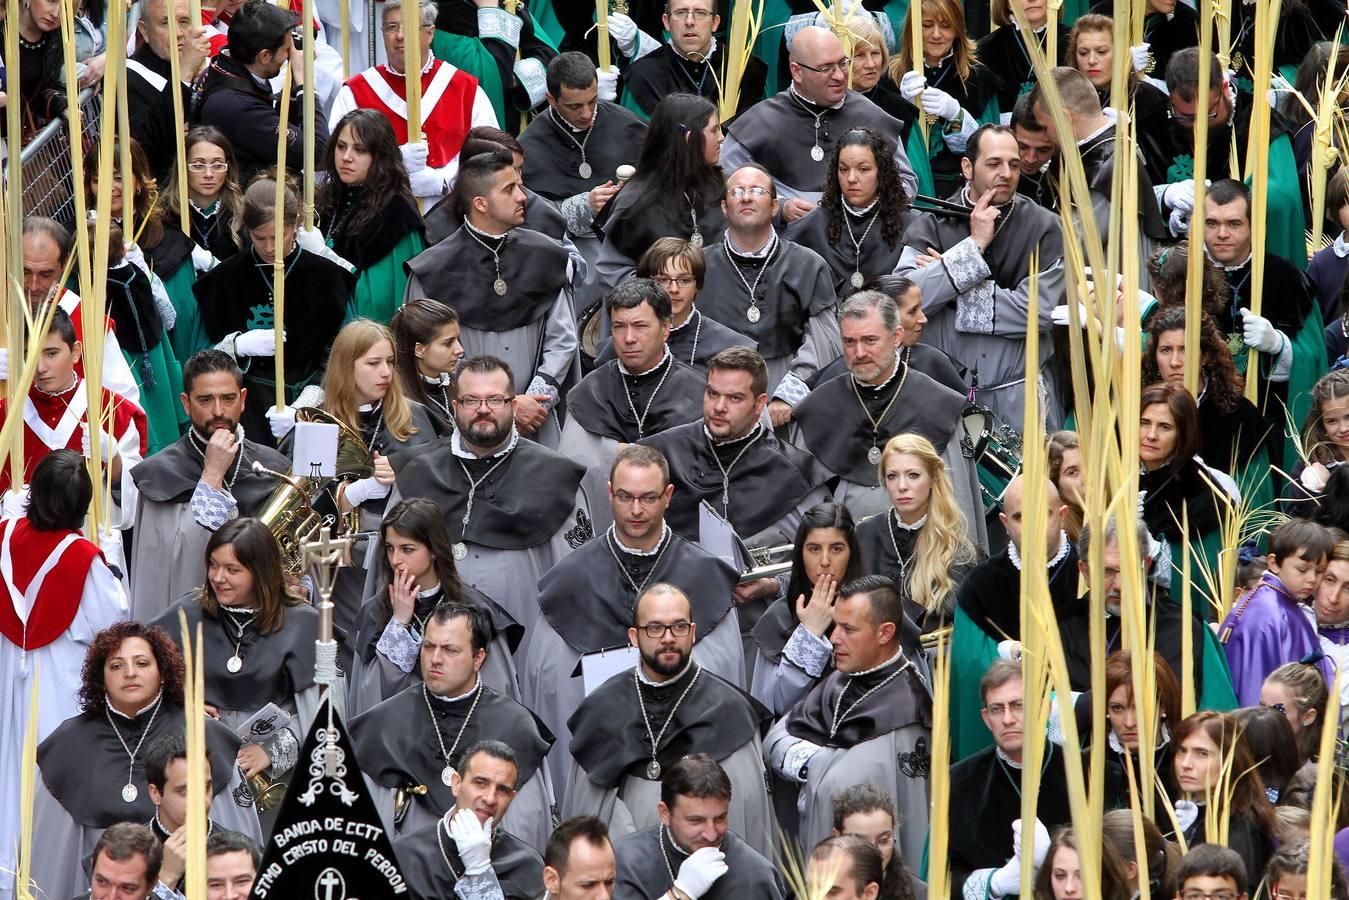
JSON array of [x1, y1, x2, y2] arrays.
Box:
[[329, 0, 497, 203]]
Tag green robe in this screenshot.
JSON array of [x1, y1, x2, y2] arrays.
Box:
[[432, 31, 509, 127], [345, 230, 426, 326], [160, 260, 210, 365], [124, 340, 186, 456]]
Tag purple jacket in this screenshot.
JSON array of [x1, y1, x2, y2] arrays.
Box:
[[1218, 572, 1333, 706]]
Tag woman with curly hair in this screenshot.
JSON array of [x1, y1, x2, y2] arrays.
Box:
[[855, 433, 978, 635], [348, 497, 523, 716], [30, 621, 257, 900], [1143, 305, 1274, 508], [787, 127, 913, 297], [316, 109, 427, 326]]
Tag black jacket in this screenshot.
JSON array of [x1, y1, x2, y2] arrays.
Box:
[[126, 42, 197, 178]]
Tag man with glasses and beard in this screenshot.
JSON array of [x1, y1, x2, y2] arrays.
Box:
[[129, 350, 290, 620], [521, 446, 744, 805], [384, 355, 592, 630], [563, 584, 774, 857]]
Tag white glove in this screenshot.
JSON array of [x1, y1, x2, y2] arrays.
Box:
[[81, 425, 114, 461], [596, 65, 619, 102], [996, 639, 1022, 661], [920, 86, 961, 121], [191, 243, 217, 273], [607, 12, 640, 56], [342, 475, 392, 507], [1266, 74, 1292, 109], [122, 242, 147, 272], [266, 405, 298, 440], [673, 846, 728, 900], [1013, 818, 1051, 868], [0, 347, 8, 381], [1130, 43, 1151, 72], [1051, 303, 1090, 326], [400, 141, 429, 174], [1239, 308, 1285, 354], [1137, 489, 1147, 521], [295, 226, 330, 256], [899, 70, 926, 103], [408, 166, 447, 198], [1162, 180, 1196, 213], [1168, 206, 1191, 237], [235, 329, 279, 357], [989, 853, 1026, 896], [1302, 462, 1331, 492], [1174, 799, 1200, 834], [447, 809, 494, 876]]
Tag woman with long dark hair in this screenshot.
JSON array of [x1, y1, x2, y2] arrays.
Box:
[[30, 622, 257, 900], [348, 497, 523, 715], [316, 109, 426, 325], [390, 298, 462, 433], [750, 501, 864, 716], [787, 127, 913, 297], [150, 519, 325, 826], [595, 93, 725, 291], [1032, 827, 1131, 900], [1047, 430, 1085, 543], [163, 125, 247, 264]]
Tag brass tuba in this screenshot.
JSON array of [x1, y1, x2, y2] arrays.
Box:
[[252, 408, 375, 574]]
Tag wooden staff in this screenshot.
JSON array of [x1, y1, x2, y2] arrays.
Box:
[[925, 628, 953, 900], [719, 0, 761, 122], [596, 0, 610, 72], [340, 0, 350, 80], [274, 67, 293, 410], [1184, 0, 1215, 398], [403, 0, 423, 143], [15, 670, 39, 899], [1244, 0, 1281, 404], [503, 0, 526, 132], [1307, 28, 1345, 253], [5, 0, 22, 492], [303, 0, 316, 228]]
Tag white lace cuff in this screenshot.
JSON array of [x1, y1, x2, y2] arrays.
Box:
[[256, 724, 301, 775], [191, 479, 238, 530], [783, 624, 831, 677], [526, 375, 560, 410], [476, 7, 520, 47], [772, 371, 811, 407], [514, 57, 548, 107], [964, 868, 996, 900], [783, 740, 821, 782], [376, 618, 422, 674], [561, 192, 597, 236], [454, 869, 506, 900]]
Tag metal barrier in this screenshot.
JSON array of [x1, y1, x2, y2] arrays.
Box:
[[15, 87, 102, 225]]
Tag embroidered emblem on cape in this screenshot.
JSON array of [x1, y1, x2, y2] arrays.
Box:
[[897, 736, 931, 779], [565, 509, 594, 548]]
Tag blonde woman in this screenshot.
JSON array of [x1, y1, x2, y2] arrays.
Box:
[[855, 433, 978, 633], [844, 15, 913, 128]]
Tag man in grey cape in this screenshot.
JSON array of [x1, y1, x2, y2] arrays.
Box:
[[128, 350, 290, 620], [563, 584, 774, 857], [519, 445, 744, 804], [383, 355, 593, 629], [349, 602, 556, 853], [764, 575, 932, 866]]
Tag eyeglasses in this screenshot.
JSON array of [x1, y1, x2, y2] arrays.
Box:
[[457, 395, 513, 410], [1168, 105, 1220, 125], [728, 186, 771, 199], [614, 490, 664, 507], [984, 700, 1025, 717], [187, 162, 229, 173], [381, 21, 434, 33], [639, 621, 693, 638], [652, 276, 697, 289], [795, 57, 852, 76], [1273, 890, 1308, 900], [1181, 891, 1238, 900], [667, 8, 713, 21]]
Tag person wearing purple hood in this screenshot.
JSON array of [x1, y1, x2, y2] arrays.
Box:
[[1219, 519, 1336, 705]]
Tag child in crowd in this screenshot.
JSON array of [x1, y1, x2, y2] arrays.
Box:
[[1218, 520, 1334, 705], [1174, 844, 1249, 900]]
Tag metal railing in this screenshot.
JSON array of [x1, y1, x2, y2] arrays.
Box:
[[15, 87, 102, 225]]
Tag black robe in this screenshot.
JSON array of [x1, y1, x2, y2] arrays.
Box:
[[566, 355, 706, 443], [957, 543, 1081, 643], [622, 42, 767, 119], [793, 363, 966, 485], [151, 596, 317, 713], [393, 817, 544, 900], [949, 744, 1074, 895], [392, 435, 586, 550], [322, 188, 426, 273], [193, 246, 351, 445], [786, 204, 915, 296], [104, 261, 164, 363], [352, 583, 523, 671], [808, 343, 967, 396], [640, 421, 833, 541], [349, 682, 552, 820], [404, 225, 569, 332], [975, 24, 1071, 115], [519, 100, 648, 202], [141, 226, 196, 285], [1079, 122, 1169, 241], [188, 201, 246, 261], [1197, 390, 1273, 474], [1182, 811, 1273, 897], [536, 530, 738, 654], [614, 827, 782, 900], [595, 309, 757, 372], [597, 174, 728, 263], [567, 663, 769, 789], [130, 430, 290, 516], [784, 649, 930, 749], [855, 509, 975, 634], [38, 701, 241, 828], [1140, 458, 1223, 542], [696, 237, 836, 358], [1139, 92, 1295, 191], [724, 89, 907, 194], [126, 42, 194, 178]]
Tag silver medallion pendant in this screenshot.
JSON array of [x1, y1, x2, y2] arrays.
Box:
[[122, 783, 139, 803], [689, 231, 704, 248], [578, 161, 593, 179], [747, 306, 761, 324], [868, 445, 883, 465], [851, 271, 865, 289], [646, 760, 661, 780], [811, 144, 825, 162], [452, 542, 469, 561], [493, 278, 509, 296], [442, 766, 455, 787], [226, 655, 243, 674]]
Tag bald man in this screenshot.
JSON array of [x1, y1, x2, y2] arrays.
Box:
[[722, 26, 917, 225], [948, 475, 1076, 760], [561, 583, 774, 858]]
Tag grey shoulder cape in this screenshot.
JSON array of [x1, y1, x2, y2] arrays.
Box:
[[904, 192, 1063, 286], [566, 356, 706, 443], [392, 818, 543, 900], [519, 100, 647, 201], [129, 432, 290, 511], [595, 310, 757, 371], [785, 204, 916, 295], [615, 827, 781, 900], [784, 653, 931, 748]]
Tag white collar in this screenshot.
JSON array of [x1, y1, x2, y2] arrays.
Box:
[[1010, 19, 1048, 33], [847, 646, 905, 677], [422, 371, 451, 386], [1077, 116, 1115, 146], [843, 198, 880, 216], [789, 83, 846, 111], [727, 230, 776, 258], [892, 512, 928, 531], [450, 427, 519, 460], [1107, 721, 1170, 754], [637, 657, 694, 686], [464, 218, 511, 241], [1334, 232, 1349, 259], [703, 421, 762, 447], [925, 49, 956, 68], [418, 583, 441, 598], [357, 401, 381, 413], [671, 309, 698, 333], [618, 346, 672, 377], [34, 374, 80, 398], [1007, 530, 1071, 571], [613, 522, 671, 556], [995, 746, 1024, 769], [853, 359, 901, 389], [385, 55, 434, 77], [671, 34, 717, 63], [1204, 245, 1252, 271], [428, 676, 481, 703], [107, 691, 164, 720]]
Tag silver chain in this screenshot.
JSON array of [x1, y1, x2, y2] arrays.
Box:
[[362, 404, 385, 455], [658, 826, 682, 886], [105, 694, 164, 794], [436, 818, 463, 880], [187, 428, 246, 490], [549, 105, 596, 174], [463, 221, 507, 288], [222, 607, 257, 668], [885, 509, 917, 592], [724, 232, 777, 321], [606, 525, 672, 596], [850, 361, 910, 453], [788, 87, 826, 157], [456, 451, 513, 544], [623, 352, 675, 440], [829, 660, 910, 740], [634, 665, 702, 768], [679, 311, 703, 366], [423, 681, 484, 771], [843, 209, 880, 280], [705, 425, 763, 513]]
